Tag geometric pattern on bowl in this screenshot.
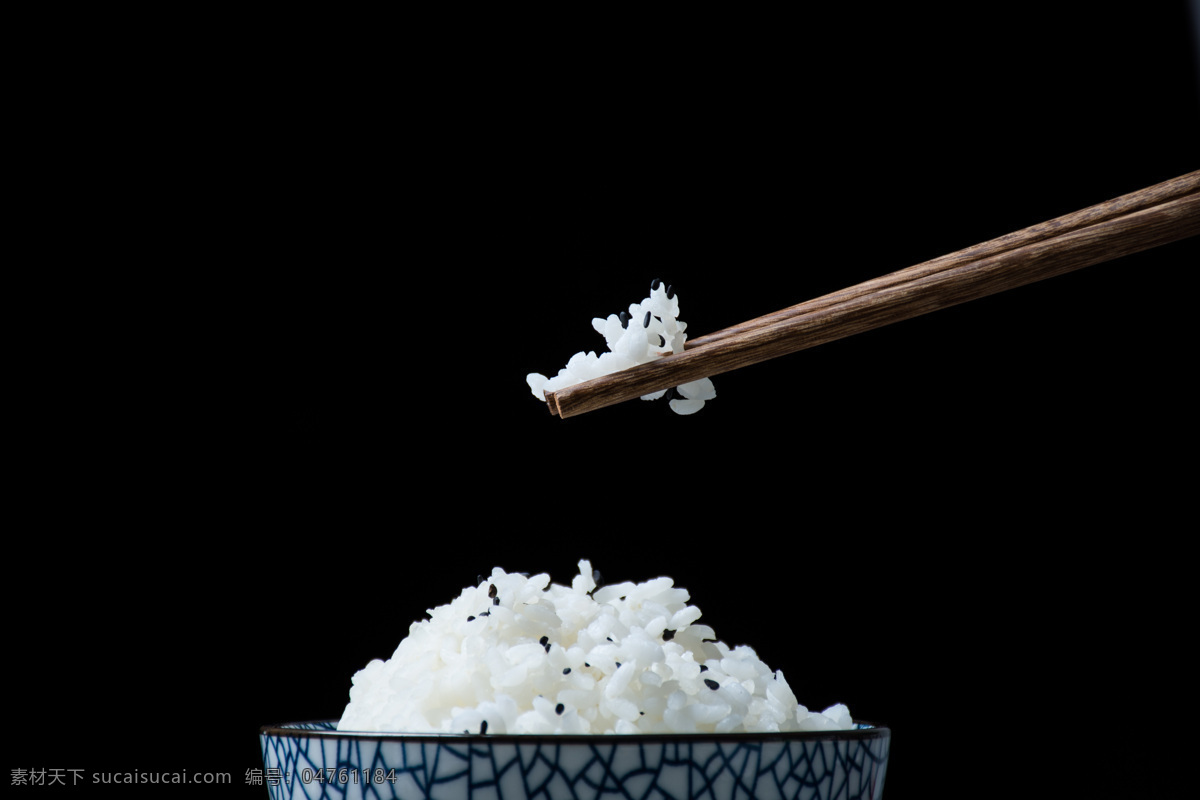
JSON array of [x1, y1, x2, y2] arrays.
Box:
[[260, 721, 889, 800]]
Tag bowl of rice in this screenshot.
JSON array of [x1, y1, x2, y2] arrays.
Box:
[[260, 562, 890, 799]]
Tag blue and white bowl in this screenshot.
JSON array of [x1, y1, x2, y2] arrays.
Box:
[[259, 720, 889, 799]]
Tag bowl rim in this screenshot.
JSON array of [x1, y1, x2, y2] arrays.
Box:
[[260, 719, 889, 744]]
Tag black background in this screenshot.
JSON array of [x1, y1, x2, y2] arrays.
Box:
[[10, 5, 1198, 798]]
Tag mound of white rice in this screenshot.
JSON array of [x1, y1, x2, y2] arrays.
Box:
[[337, 561, 851, 734], [526, 280, 716, 415]]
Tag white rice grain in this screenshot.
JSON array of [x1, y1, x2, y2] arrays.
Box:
[[336, 561, 852, 735], [526, 283, 716, 416]]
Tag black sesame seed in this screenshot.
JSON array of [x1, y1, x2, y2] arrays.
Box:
[[584, 663, 590, 668], [488, 585, 497, 598], [699, 664, 708, 672], [618, 312, 628, 329], [658, 335, 665, 347], [607, 636, 613, 642], [544, 643, 551, 652], [666, 284, 675, 299], [480, 611, 490, 617], [563, 668, 571, 675], [663, 629, 676, 641], [540, 636, 549, 645], [704, 679, 720, 691], [643, 311, 651, 328], [493, 596, 500, 606], [640, 711, 645, 715], [615, 662, 621, 668], [555, 703, 564, 715], [467, 616, 475, 622], [480, 721, 488, 734], [664, 387, 678, 401], [703, 638, 718, 643], [651, 278, 661, 290]]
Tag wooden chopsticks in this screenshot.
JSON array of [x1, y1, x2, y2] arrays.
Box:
[[544, 170, 1200, 419]]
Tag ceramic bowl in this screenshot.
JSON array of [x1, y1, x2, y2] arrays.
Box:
[[259, 720, 889, 799]]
